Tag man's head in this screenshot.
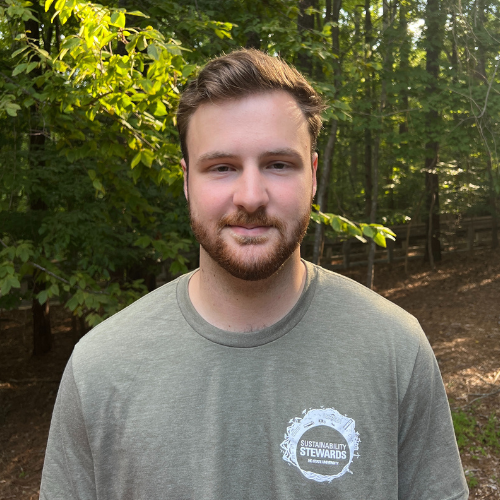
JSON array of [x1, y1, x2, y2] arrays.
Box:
[[177, 49, 325, 167], [178, 50, 323, 281]]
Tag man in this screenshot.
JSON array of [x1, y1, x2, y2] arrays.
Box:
[[40, 49, 468, 499]]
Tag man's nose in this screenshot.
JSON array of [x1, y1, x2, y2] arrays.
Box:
[[232, 166, 269, 213]]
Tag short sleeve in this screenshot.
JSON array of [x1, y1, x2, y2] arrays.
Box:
[[40, 356, 97, 500], [398, 337, 469, 500]]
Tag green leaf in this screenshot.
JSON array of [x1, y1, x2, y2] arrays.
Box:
[[152, 100, 167, 116], [134, 235, 152, 248], [37, 48, 50, 59], [12, 63, 28, 76], [23, 97, 34, 107], [147, 44, 160, 61], [37, 289, 48, 305], [12, 46, 29, 58], [136, 36, 147, 51], [61, 37, 80, 50], [110, 11, 126, 28], [347, 225, 362, 237], [213, 29, 231, 39], [381, 227, 397, 238], [181, 64, 196, 78], [58, 6, 72, 24], [131, 152, 141, 168], [127, 10, 149, 17], [362, 226, 376, 238], [26, 61, 38, 73], [139, 79, 154, 94], [66, 295, 79, 311], [15, 245, 31, 263], [309, 212, 321, 224], [93, 178, 104, 191], [140, 149, 154, 167], [45, 0, 55, 10], [5, 102, 21, 117], [1, 275, 21, 295], [330, 216, 342, 233], [373, 231, 386, 248]]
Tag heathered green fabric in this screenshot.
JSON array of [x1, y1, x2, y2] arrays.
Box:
[[40, 262, 468, 500]]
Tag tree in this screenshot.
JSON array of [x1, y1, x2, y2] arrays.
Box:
[[0, 0, 213, 350]]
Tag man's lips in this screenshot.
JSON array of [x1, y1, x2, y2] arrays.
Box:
[[227, 225, 273, 236]]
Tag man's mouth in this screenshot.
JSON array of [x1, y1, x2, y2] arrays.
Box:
[[227, 225, 272, 236]]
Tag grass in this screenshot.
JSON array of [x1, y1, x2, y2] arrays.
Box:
[[452, 408, 500, 489]]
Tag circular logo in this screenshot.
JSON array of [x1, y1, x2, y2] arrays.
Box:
[[280, 407, 360, 482]]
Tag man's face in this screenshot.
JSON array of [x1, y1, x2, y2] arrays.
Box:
[[182, 91, 317, 281]]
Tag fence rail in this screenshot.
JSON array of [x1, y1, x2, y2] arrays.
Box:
[[302, 215, 494, 270]]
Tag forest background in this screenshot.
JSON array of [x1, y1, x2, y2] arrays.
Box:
[[1, 0, 499, 352], [1, 0, 500, 496]]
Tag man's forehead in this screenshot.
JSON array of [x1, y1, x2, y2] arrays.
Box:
[[185, 91, 312, 161]]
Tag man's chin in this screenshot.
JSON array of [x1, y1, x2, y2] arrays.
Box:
[[206, 243, 296, 281], [218, 258, 288, 282]]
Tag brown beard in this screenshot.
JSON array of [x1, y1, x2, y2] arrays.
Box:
[[189, 206, 311, 281]]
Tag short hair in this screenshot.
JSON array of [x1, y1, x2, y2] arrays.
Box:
[[176, 49, 325, 165]]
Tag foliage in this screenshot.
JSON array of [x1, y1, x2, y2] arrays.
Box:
[[0, 0, 208, 325], [2, 0, 500, 331], [452, 409, 500, 454], [310, 206, 396, 248], [451, 408, 500, 489]]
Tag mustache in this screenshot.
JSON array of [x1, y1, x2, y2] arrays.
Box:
[[217, 209, 286, 233]]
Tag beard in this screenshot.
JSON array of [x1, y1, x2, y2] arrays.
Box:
[[189, 205, 311, 281]]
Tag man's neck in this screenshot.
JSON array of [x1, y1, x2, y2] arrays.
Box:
[[188, 250, 306, 332]]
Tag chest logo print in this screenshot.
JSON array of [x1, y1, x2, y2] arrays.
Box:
[[280, 407, 360, 482]]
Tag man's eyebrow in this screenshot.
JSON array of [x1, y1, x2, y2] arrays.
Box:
[[197, 151, 238, 163], [196, 148, 303, 163], [259, 148, 303, 160]]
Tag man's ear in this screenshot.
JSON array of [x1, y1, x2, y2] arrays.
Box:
[[181, 159, 188, 201], [312, 152, 318, 199]]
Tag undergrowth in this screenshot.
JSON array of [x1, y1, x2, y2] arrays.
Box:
[[452, 409, 500, 489]]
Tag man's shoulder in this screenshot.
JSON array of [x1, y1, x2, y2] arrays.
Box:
[[71, 274, 187, 373], [309, 262, 423, 344]]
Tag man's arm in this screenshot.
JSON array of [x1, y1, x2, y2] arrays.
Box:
[[398, 336, 468, 499], [40, 356, 97, 500]]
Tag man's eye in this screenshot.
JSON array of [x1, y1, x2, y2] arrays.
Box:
[[214, 166, 231, 172], [270, 162, 287, 170]]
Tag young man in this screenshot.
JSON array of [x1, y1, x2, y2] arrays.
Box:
[[41, 49, 468, 499]]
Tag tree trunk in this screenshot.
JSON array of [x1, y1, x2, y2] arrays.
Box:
[[32, 275, 52, 355], [424, 169, 441, 262], [26, 12, 53, 354], [423, 0, 443, 264], [398, 0, 409, 135], [476, 0, 499, 249], [312, 120, 338, 264], [367, 0, 391, 289], [486, 156, 499, 248], [311, 0, 342, 265], [297, 0, 316, 74], [363, 0, 373, 220]]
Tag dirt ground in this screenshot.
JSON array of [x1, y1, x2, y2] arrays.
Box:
[[0, 247, 499, 499]]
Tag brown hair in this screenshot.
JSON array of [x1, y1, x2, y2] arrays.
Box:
[[176, 49, 325, 165]]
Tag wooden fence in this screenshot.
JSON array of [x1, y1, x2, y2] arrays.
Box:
[[302, 215, 494, 270]]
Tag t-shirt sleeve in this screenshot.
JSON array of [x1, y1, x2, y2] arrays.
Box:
[[40, 355, 97, 500], [398, 334, 469, 500]]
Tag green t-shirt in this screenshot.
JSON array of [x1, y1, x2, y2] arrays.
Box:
[[40, 262, 468, 500]]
